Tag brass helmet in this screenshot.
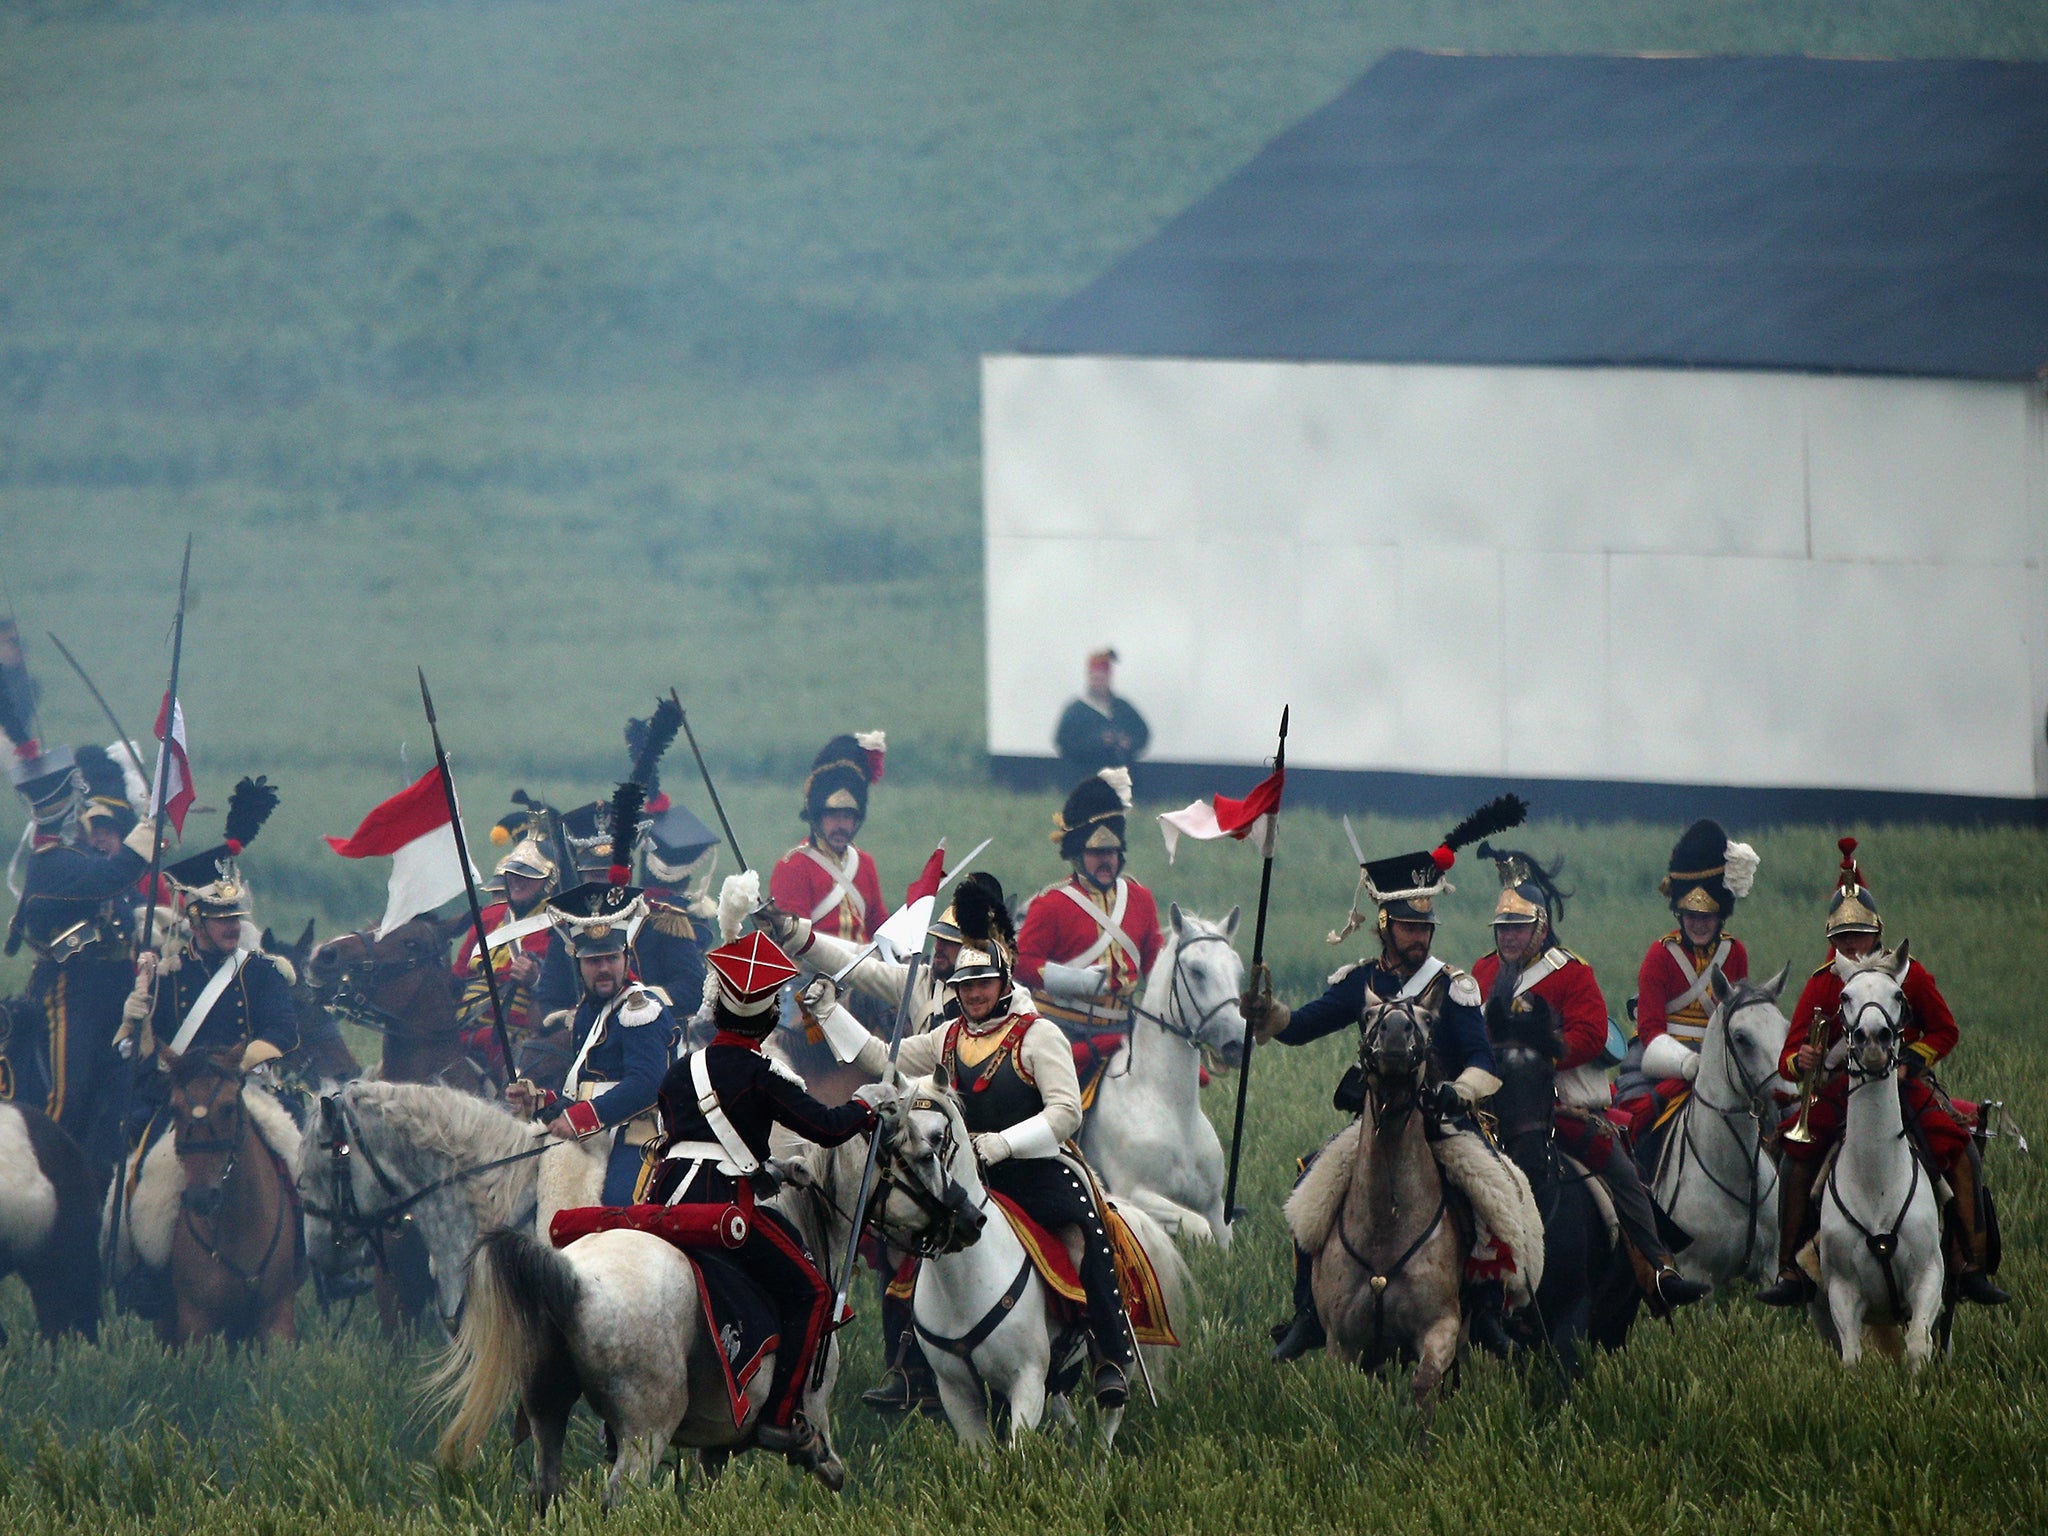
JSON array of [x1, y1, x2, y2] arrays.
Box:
[[1825, 837, 1882, 940], [494, 835, 557, 886], [947, 874, 1015, 987], [1478, 842, 1569, 946]]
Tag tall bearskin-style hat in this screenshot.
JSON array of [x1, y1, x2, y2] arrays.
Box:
[[74, 744, 141, 837], [1825, 837, 1882, 940], [1053, 766, 1133, 860], [800, 731, 886, 827], [166, 776, 280, 919], [1659, 819, 1760, 919], [1476, 842, 1571, 941], [547, 782, 649, 958], [1329, 795, 1528, 945], [948, 872, 1016, 986]]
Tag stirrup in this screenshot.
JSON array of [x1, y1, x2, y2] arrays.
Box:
[[1093, 1358, 1130, 1408], [755, 1414, 821, 1460], [1653, 1267, 1712, 1308]]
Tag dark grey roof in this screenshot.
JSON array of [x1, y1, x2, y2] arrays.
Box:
[[1017, 52, 2048, 380]]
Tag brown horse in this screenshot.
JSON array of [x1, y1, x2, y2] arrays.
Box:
[[1289, 993, 1469, 1421], [309, 916, 488, 1093], [264, 919, 363, 1084], [165, 1052, 303, 1346]]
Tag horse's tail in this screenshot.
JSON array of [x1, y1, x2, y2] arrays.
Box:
[[429, 1226, 581, 1468]]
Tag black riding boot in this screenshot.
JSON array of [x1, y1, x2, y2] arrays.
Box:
[[1756, 1155, 1820, 1306], [1269, 1245, 1326, 1362], [1599, 1156, 1711, 1310], [1946, 1151, 2009, 1307], [861, 1290, 941, 1413], [1465, 1278, 1513, 1358]]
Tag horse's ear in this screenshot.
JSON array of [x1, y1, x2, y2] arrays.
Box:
[[296, 917, 317, 955], [1169, 903, 1185, 937], [1762, 961, 1791, 1001], [1223, 904, 1241, 940], [1886, 939, 1910, 976], [1708, 965, 1731, 1004], [261, 926, 278, 952], [436, 912, 472, 944]]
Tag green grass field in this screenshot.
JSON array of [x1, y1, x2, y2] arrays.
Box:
[[0, 808, 2044, 1534], [3, 0, 2048, 1530]]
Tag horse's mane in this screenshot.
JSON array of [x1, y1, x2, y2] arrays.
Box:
[[342, 1080, 540, 1224]]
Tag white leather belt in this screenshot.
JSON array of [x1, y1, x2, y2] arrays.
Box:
[[662, 1139, 739, 1172]]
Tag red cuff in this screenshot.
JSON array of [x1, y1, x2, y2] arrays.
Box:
[[561, 1098, 603, 1138]]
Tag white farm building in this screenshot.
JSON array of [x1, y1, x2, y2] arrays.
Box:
[[982, 53, 2048, 820]]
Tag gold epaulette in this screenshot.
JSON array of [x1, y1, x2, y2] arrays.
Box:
[[647, 902, 696, 941]]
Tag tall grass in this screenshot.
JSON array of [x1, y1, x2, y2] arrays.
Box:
[[0, 804, 2043, 1533]]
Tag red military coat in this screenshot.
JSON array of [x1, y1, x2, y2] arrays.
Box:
[[1636, 931, 1750, 1048], [1015, 874, 1162, 1026], [769, 840, 890, 943], [1474, 945, 1619, 1167], [1778, 950, 1967, 1167], [452, 898, 552, 1040], [1472, 947, 1610, 1071]]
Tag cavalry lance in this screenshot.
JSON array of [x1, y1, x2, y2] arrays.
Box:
[[45, 631, 148, 787], [417, 669, 517, 1080], [1221, 705, 1287, 1224], [135, 538, 193, 971]]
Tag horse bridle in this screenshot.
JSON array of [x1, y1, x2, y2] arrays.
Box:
[[867, 1095, 980, 1258], [301, 1093, 557, 1254], [1124, 930, 1239, 1059], [174, 1065, 291, 1289], [1360, 995, 1432, 1134], [1666, 996, 1783, 1276], [1825, 986, 1922, 1322]]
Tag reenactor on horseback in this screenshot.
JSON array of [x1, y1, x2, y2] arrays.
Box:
[[1472, 847, 1712, 1314], [506, 793, 678, 1207], [4, 734, 158, 1161], [112, 784, 297, 1319], [770, 732, 891, 944], [648, 929, 885, 1477], [529, 796, 706, 1060], [1756, 839, 2006, 1308], [452, 814, 558, 1068], [845, 879, 1141, 1409], [763, 871, 1030, 1416], [1624, 820, 1757, 1103], [120, 778, 297, 1092], [1238, 799, 1543, 1362], [1016, 768, 1161, 1058]]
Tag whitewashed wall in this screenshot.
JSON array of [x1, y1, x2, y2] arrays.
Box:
[[982, 355, 2048, 798]]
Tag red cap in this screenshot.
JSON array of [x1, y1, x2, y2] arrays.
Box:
[[706, 931, 800, 1016]]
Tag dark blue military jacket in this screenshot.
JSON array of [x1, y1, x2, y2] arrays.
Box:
[[9, 841, 145, 961], [148, 943, 299, 1060], [562, 985, 674, 1130], [1275, 955, 1496, 1082]]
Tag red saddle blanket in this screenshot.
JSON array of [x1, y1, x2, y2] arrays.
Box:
[[548, 1203, 775, 1427], [990, 1191, 1179, 1348]]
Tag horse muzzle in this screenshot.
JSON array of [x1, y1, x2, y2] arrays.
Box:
[[1214, 1040, 1244, 1071]]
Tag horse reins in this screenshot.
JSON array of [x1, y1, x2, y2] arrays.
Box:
[[1823, 997, 1923, 1324], [1662, 998, 1781, 1275], [1119, 930, 1239, 1075], [175, 1080, 294, 1291]]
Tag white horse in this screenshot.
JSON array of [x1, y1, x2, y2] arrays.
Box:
[[432, 1132, 869, 1507], [296, 1080, 552, 1331], [1810, 946, 1947, 1368], [1079, 905, 1247, 1246], [1644, 963, 1791, 1285], [876, 1086, 1190, 1450]]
